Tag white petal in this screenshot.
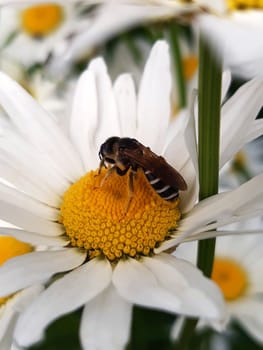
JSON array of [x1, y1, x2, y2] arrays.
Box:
[[0, 200, 64, 236], [0, 123, 71, 202], [137, 41, 171, 153], [234, 299, 263, 343], [70, 69, 99, 171], [0, 157, 60, 207], [14, 258, 112, 347], [80, 284, 132, 350], [221, 70, 231, 102], [88, 58, 120, 149], [0, 72, 83, 181], [144, 254, 225, 319], [220, 78, 263, 168], [245, 119, 263, 144], [163, 110, 190, 172], [113, 257, 182, 313], [0, 182, 59, 221], [161, 111, 198, 213], [180, 104, 199, 213], [179, 160, 198, 214], [170, 316, 185, 341], [62, 3, 187, 63], [0, 249, 86, 297], [0, 285, 43, 346], [179, 173, 263, 239], [113, 74, 137, 137], [0, 227, 69, 247], [0, 304, 15, 340], [10, 285, 44, 313], [0, 315, 16, 350], [184, 102, 198, 180], [198, 14, 263, 78]]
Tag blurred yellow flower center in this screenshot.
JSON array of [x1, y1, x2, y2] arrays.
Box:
[[231, 150, 248, 175], [60, 169, 181, 261], [0, 236, 33, 306], [212, 257, 248, 301], [171, 55, 197, 117], [183, 56, 198, 80], [227, 0, 263, 10], [21, 4, 63, 37]]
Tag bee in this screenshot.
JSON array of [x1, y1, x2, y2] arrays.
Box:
[[98, 137, 187, 207]]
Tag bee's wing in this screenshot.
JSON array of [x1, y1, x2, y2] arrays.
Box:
[[120, 144, 187, 191]]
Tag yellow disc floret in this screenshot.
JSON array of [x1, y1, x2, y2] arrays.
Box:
[[60, 168, 181, 261], [21, 4, 64, 37], [0, 236, 33, 306], [227, 0, 263, 10], [212, 257, 248, 301]]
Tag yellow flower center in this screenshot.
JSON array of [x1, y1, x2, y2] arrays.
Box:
[[20, 4, 64, 37], [0, 236, 33, 306], [227, 0, 263, 10], [212, 257, 248, 301], [183, 55, 198, 80], [60, 169, 181, 261]]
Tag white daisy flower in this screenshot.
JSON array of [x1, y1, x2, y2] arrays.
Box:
[[45, 0, 201, 70], [46, 0, 263, 78], [195, 1, 263, 78], [0, 232, 43, 350], [174, 227, 263, 344], [0, 40, 262, 349], [0, 2, 90, 67]]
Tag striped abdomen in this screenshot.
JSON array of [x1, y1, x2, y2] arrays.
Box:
[[144, 170, 179, 201]]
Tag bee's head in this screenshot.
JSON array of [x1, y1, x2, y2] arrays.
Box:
[[99, 136, 120, 163]]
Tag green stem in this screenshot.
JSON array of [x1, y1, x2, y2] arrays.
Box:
[[173, 34, 222, 350], [197, 35, 222, 276], [168, 24, 187, 108]]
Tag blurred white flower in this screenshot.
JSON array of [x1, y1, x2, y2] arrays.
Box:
[[174, 227, 263, 344], [0, 55, 74, 130], [47, 0, 201, 71], [0, 40, 262, 349], [0, 231, 43, 350], [40, 0, 263, 79], [195, 1, 263, 77], [0, 2, 90, 67]]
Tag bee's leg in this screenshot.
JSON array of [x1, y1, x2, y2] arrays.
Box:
[[98, 158, 106, 175], [125, 169, 136, 213], [99, 166, 117, 186]]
